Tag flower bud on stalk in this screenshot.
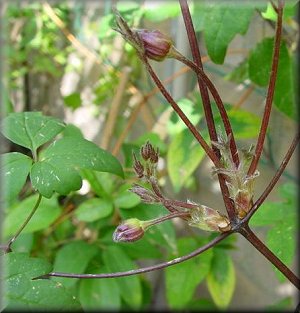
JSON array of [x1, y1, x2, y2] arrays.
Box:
[[113, 218, 147, 243], [129, 184, 160, 203], [135, 29, 174, 62]]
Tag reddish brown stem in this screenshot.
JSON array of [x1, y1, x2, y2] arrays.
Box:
[[247, 1, 284, 176], [179, 0, 237, 222], [239, 225, 300, 289], [140, 54, 221, 168], [33, 232, 230, 280]]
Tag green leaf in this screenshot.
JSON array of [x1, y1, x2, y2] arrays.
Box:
[[102, 245, 142, 308], [167, 129, 206, 192], [214, 107, 261, 139], [207, 249, 235, 309], [250, 202, 293, 226], [63, 93, 81, 110], [204, 4, 253, 64], [278, 182, 297, 205], [249, 39, 296, 119], [144, 3, 180, 22], [62, 124, 84, 139], [250, 182, 297, 227], [225, 59, 249, 83], [3, 252, 81, 311], [261, 2, 298, 21], [1, 112, 65, 152], [79, 265, 121, 310], [4, 195, 60, 238], [0, 152, 32, 203], [167, 98, 202, 136], [166, 237, 213, 309], [267, 220, 296, 282], [53, 241, 98, 288], [114, 189, 140, 209], [10, 233, 33, 253], [75, 198, 113, 222], [30, 136, 124, 198]]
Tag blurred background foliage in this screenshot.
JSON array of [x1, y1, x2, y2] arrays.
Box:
[[1, 0, 299, 311]]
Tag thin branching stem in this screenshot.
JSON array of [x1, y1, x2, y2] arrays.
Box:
[[179, 0, 237, 221], [32, 232, 231, 280], [3, 193, 42, 253], [179, 0, 218, 147], [247, 0, 284, 176], [244, 131, 299, 223], [140, 54, 221, 168], [239, 224, 300, 289]]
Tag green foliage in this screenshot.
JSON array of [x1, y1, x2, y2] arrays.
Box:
[[53, 241, 98, 288], [2, 252, 81, 311], [79, 266, 121, 310], [250, 183, 297, 282], [207, 249, 236, 309], [203, 5, 254, 64], [2, 1, 298, 311], [0, 153, 32, 203], [4, 195, 60, 238], [165, 237, 213, 309], [75, 198, 114, 222], [31, 136, 123, 197], [249, 39, 296, 119], [1, 112, 65, 153], [102, 245, 142, 308], [1, 112, 124, 199], [63, 93, 82, 110], [167, 129, 207, 192]]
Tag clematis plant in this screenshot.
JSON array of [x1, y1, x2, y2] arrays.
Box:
[[34, 0, 299, 300]]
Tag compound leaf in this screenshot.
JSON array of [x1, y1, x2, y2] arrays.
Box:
[[30, 136, 124, 198], [1, 112, 65, 152]]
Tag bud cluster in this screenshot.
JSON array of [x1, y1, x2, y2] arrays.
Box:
[[212, 133, 259, 218], [133, 141, 159, 180]]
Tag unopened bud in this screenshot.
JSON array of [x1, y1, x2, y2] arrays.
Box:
[[129, 184, 159, 203], [140, 141, 159, 164], [149, 148, 159, 164], [133, 153, 144, 178], [140, 141, 152, 160], [188, 205, 231, 232], [113, 218, 145, 243], [135, 29, 173, 61]]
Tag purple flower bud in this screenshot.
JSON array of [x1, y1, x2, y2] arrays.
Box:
[[129, 184, 159, 203], [135, 29, 173, 61], [113, 218, 145, 243], [133, 153, 144, 178]]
